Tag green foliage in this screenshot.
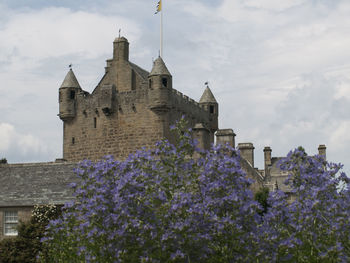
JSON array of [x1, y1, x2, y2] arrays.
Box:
[[0, 158, 7, 164], [254, 187, 270, 215], [0, 204, 61, 263]]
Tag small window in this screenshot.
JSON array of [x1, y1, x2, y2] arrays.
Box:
[[149, 79, 152, 89], [162, 78, 167, 88], [4, 211, 18, 236], [72, 137, 75, 145], [59, 91, 62, 102], [70, 90, 75, 100], [209, 105, 215, 114], [131, 70, 136, 90], [94, 118, 97, 128]]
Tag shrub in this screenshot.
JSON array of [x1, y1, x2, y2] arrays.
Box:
[[0, 204, 60, 263], [41, 118, 261, 262]]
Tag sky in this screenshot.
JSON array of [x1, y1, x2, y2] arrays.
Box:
[[1, 0, 350, 174]]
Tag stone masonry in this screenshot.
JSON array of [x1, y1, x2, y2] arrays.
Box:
[[59, 36, 218, 162]]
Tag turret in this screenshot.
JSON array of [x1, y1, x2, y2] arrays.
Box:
[[148, 57, 172, 112], [113, 36, 129, 61], [199, 85, 218, 132], [58, 69, 81, 121]]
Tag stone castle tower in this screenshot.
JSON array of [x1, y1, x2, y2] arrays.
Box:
[[58, 36, 218, 162]]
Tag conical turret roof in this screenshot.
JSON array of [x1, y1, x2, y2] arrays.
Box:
[[149, 56, 171, 76], [199, 87, 217, 103], [60, 69, 81, 88]]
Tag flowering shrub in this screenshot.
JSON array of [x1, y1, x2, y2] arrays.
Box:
[[41, 118, 261, 262], [258, 148, 350, 262], [41, 119, 350, 262]]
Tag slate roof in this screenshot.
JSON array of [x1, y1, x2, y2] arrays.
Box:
[[199, 87, 217, 103], [129, 62, 150, 80], [0, 162, 79, 207], [60, 69, 81, 88], [149, 57, 171, 76]]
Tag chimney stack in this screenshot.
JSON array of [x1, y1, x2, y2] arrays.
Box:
[[318, 144, 326, 159], [215, 129, 236, 148], [193, 123, 210, 150], [263, 146, 272, 177], [238, 143, 255, 167]]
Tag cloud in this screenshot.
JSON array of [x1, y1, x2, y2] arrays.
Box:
[[0, 7, 140, 63], [1, 0, 350, 175], [0, 122, 53, 162]]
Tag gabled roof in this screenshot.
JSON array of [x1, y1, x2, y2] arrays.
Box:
[[0, 162, 79, 207], [60, 69, 81, 88], [149, 57, 171, 76], [199, 87, 217, 103]]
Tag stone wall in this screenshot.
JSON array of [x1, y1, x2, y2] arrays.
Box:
[[60, 37, 218, 162]]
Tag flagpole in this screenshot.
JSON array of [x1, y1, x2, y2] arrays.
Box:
[[160, 0, 163, 58]]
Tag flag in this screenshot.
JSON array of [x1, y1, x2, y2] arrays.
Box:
[[155, 0, 161, 14]]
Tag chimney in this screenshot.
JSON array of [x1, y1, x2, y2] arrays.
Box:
[[113, 37, 129, 61], [264, 146, 272, 166], [238, 143, 255, 167], [193, 123, 210, 150], [215, 129, 236, 148], [318, 144, 326, 159]]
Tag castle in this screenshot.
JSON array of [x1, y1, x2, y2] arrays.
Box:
[[0, 36, 326, 239], [58, 36, 218, 162]]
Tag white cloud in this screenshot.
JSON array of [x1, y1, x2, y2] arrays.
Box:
[[0, 123, 15, 151], [0, 122, 50, 162], [244, 0, 306, 11], [0, 7, 140, 62], [1, 0, 350, 175]]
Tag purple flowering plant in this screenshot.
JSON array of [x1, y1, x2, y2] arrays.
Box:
[[258, 147, 350, 262], [41, 117, 261, 262], [41, 118, 350, 262]]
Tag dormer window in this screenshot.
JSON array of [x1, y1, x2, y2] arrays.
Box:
[[70, 90, 75, 100], [162, 78, 167, 88]]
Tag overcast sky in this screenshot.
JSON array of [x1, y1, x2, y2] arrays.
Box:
[[1, 0, 350, 174]]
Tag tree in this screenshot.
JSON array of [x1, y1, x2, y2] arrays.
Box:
[[41, 118, 261, 262]]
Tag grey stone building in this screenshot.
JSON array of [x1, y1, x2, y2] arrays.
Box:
[[0, 35, 324, 239]]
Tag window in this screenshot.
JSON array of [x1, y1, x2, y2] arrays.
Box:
[[149, 79, 152, 89], [162, 78, 167, 88], [131, 70, 136, 90], [209, 105, 215, 114], [4, 211, 18, 236], [94, 118, 97, 128], [70, 90, 75, 100], [72, 137, 75, 145]]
